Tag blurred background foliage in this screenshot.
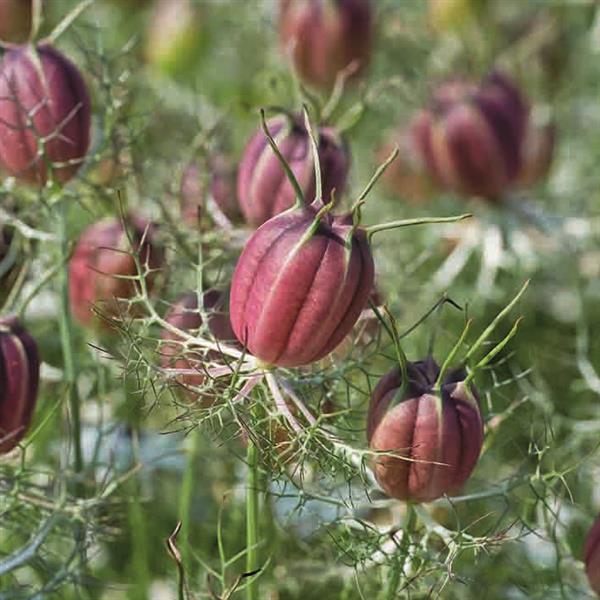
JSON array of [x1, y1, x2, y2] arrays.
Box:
[[2, 0, 600, 598]]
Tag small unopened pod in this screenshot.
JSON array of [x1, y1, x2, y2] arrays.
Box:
[[0, 43, 91, 186], [230, 201, 374, 367], [585, 514, 600, 596], [0, 316, 39, 454], [68, 216, 164, 329], [414, 72, 529, 200], [237, 114, 350, 228], [0, 0, 33, 42], [161, 289, 236, 400], [367, 357, 484, 503], [180, 155, 239, 225], [279, 0, 373, 90]]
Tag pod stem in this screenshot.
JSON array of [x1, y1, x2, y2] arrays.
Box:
[[366, 213, 472, 241], [302, 104, 322, 204], [463, 279, 529, 362], [260, 108, 305, 208], [57, 200, 84, 488], [385, 503, 416, 599], [246, 429, 260, 600], [381, 305, 410, 401]]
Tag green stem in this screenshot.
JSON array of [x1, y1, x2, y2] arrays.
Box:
[[179, 429, 202, 577], [366, 214, 472, 240], [246, 437, 260, 600], [57, 202, 83, 485], [385, 503, 416, 599]]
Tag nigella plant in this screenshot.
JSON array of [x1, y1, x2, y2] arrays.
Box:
[[0, 316, 40, 454], [585, 514, 600, 596]]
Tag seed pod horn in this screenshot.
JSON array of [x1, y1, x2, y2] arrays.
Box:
[[0, 316, 40, 454]]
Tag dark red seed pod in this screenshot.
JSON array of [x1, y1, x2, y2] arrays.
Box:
[[230, 202, 374, 367], [68, 216, 164, 329], [414, 72, 529, 199], [367, 357, 484, 503], [0, 0, 33, 42], [0, 316, 39, 454], [237, 114, 350, 227], [585, 514, 600, 596], [0, 43, 91, 186], [180, 155, 239, 224], [162, 290, 237, 400], [279, 0, 373, 90]]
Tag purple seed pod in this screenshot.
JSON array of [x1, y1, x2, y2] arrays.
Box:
[[68, 215, 164, 329], [180, 155, 239, 224], [367, 357, 484, 503], [414, 72, 530, 200], [279, 0, 373, 90], [237, 114, 350, 228], [517, 116, 555, 187], [0, 43, 91, 186], [0, 315, 39, 454], [585, 514, 600, 596], [162, 290, 237, 399], [0, 0, 33, 42], [229, 201, 374, 367]]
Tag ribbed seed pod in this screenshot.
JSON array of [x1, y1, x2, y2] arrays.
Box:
[[0, 316, 39, 454], [279, 0, 373, 90], [162, 289, 236, 398], [68, 216, 164, 329], [229, 202, 374, 367], [585, 514, 600, 596], [0, 0, 33, 42], [367, 357, 484, 503], [414, 72, 529, 199], [180, 155, 239, 224], [237, 114, 350, 227], [0, 43, 91, 186]]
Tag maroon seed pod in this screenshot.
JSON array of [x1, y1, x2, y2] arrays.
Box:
[[180, 155, 239, 225], [279, 0, 373, 90], [414, 72, 530, 200], [585, 514, 600, 596], [367, 357, 484, 503], [68, 215, 164, 329], [162, 290, 237, 401], [0, 43, 91, 186], [229, 202, 374, 367], [237, 114, 350, 228], [0, 0, 33, 42], [0, 316, 39, 454]]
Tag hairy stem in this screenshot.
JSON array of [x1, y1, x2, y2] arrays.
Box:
[[385, 503, 416, 599]]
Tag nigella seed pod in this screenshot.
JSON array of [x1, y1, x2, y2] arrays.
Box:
[[279, 0, 373, 90], [0, 43, 91, 186], [180, 155, 239, 225], [68, 216, 164, 329], [0, 316, 39, 454], [517, 114, 555, 187], [585, 514, 600, 596], [415, 72, 529, 199], [0, 0, 33, 42], [367, 357, 484, 503], [237, 114, 350, 228], [230, 202, 374, 367]]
